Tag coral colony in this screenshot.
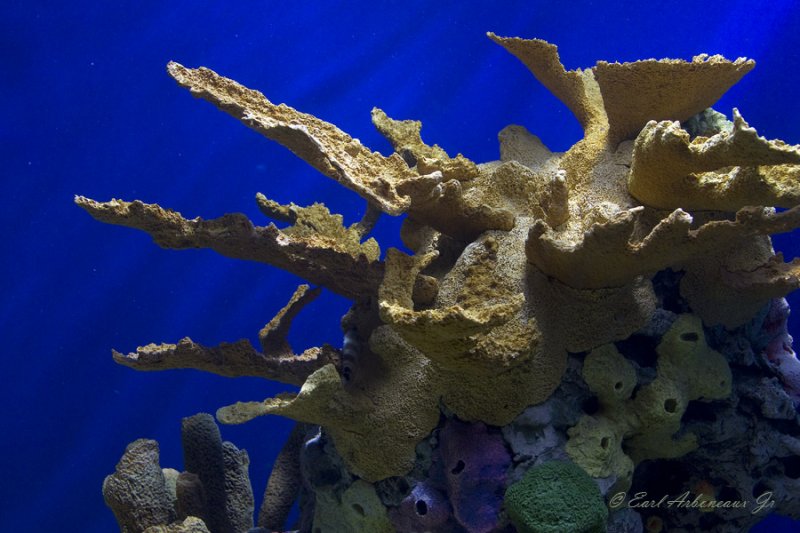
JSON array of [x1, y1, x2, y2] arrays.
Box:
[[78, 34, 800, 532]]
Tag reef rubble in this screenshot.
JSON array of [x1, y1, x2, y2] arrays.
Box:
[[84, 34, 800, 532]]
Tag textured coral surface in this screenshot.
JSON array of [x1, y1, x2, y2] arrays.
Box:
[[84, 34, 800, 532]]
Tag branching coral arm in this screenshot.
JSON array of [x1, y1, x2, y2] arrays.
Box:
[[75, 196, 383, 300], [111, 285, 340, 387]]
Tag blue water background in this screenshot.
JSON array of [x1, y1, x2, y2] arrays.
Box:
[[2, 1, 799, 531]]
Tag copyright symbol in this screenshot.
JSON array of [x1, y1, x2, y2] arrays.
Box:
[[609, 492, 627, 509]]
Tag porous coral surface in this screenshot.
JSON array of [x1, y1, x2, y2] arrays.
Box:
[[85, 34, 800, 532]]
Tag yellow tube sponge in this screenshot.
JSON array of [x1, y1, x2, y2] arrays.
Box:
[[653, 314, 732, 403], [581, 344, 637, 406], [567, 314, 732, 490]]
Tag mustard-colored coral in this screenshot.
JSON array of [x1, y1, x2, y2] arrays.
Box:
[[566, 315, 732, 490], [107, 284, 339, 387], [216, 325, 442, 481], [79, 34, 800, 485], [629, 109, 800, 210]]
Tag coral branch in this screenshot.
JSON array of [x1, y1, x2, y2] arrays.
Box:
[[371, 108, 480, 182], [167, 62, 436, 216], [486, 160, 569, 226], [75, 196, 383, 300], [254, 192, 381, 261], [168, 62, 513, 242], [593, 54, 754, 143], [629, 109, 800, 210], [490, 33, 754, 144], [217, 364, 351, 427], [352, 204, 382, 238], [488, 33, 606, 134], [112, 339, 333, 386], [527, 205, 800, 289], [111, 285, 339, 387], [371, 108, 515, 241], [259, 284, 321, 354]]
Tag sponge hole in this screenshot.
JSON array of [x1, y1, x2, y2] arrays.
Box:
[[664, 398, 678, 413]]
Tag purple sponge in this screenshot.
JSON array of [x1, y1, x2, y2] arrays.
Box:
[[439, 418, 511, 533]]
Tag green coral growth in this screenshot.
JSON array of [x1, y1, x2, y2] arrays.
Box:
[[566, 314, 732, 490], [504, 461, 607, 533]]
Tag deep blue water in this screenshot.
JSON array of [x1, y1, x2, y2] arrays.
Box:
[[2, 1, 800, 531]]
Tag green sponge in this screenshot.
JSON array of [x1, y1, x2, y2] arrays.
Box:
[[504, 461, 607, 533]]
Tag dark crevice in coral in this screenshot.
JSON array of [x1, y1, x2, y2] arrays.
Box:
[[300, 429, 353, 495], [400, 149, 417, 168], [420, 235, 468, 282], [615, 333, 659, 368], [683, 400, 718, 423], [705, 302, 774, 371], [652, 268, 689, 313], [630, 459, 692, 500], [763, 418, 800, 438], [581, 396, 600, 415], [737, 394, 767, 416], [375, 476, 412, 507], [682, 107, 732, 139], [780, 455, 800, 479], [752, 480, 770, 498]]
